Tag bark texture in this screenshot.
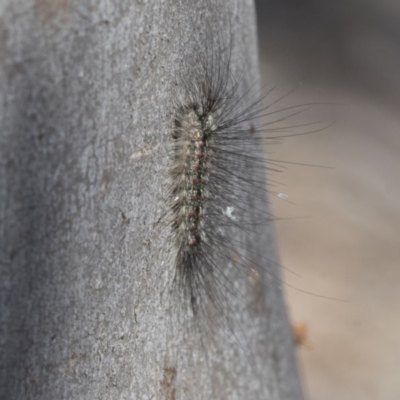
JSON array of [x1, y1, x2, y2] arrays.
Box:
[[0, 1, 302, 399]]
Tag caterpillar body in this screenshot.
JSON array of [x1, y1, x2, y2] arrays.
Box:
[[166, 24, 314, 324], [160, 1, 321, 398]]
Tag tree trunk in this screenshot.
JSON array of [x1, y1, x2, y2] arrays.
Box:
[[0, 0, 302, 399]]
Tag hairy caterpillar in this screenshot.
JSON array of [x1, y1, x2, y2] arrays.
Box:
[[160, 2, 330, 398], [166, 23, 322, 327]]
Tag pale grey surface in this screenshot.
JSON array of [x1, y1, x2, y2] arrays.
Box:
[[0, 1, 301, 399], [256, 0, 400, 399]]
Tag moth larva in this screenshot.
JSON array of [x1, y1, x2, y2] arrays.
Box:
[[159, 2, 328, 398], [166, 27, 310, 323]]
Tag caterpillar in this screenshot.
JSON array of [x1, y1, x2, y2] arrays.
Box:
[[160, 1, 328, 398], [166, 17, 321, 328]]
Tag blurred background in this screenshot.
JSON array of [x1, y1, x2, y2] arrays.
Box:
[[255, 1, 400, 399]]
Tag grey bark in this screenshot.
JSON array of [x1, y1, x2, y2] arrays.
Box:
[[0, 1, 302, 399]]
